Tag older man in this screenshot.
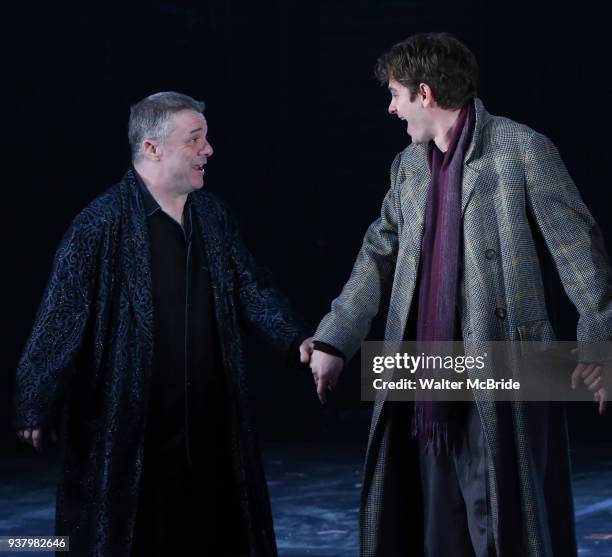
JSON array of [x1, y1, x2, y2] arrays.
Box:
[[307, 33, 611, 557], [15, 92, 310, 557]]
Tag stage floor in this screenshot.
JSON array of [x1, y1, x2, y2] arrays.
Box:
[[266, 443, 612, 556], [0, 443, 610, 556]]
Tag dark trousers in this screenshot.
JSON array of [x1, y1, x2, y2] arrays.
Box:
[[419, 402, 496, 557], [131, 436, 249, 557]]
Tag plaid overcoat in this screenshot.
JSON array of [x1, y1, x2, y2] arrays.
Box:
[[314, 99, 612, 556]]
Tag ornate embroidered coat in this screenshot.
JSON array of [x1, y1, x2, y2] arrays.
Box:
[[15, 168, 303, 557]]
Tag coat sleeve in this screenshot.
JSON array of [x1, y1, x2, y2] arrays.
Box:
[[223, 205, 306, 353], [524, 131, 612, 361], [14, 209, 104, 429], [313, 153, 403, 362]]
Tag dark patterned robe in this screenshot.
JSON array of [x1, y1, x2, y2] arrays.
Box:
[[14, 168, 303, 557]]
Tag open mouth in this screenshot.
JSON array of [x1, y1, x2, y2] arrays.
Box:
[[192, 163, 205, 174]]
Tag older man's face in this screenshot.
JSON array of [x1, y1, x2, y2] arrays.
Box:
[[158, 109, 214, 192]]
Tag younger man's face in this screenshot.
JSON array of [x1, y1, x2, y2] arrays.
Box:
[[387, 78, 431, 144]]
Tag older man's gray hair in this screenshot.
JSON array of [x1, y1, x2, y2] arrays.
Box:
[[128, 91, 205, 162]]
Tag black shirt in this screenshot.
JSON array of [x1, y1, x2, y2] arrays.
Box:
[[132, 172, 249, 555], [134, 169, 224, 466]]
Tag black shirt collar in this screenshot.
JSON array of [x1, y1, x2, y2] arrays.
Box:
[[131, 165, 197, 218]]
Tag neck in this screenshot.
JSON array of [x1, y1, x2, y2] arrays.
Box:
[[133, 162, 188, 220], [432, 108, 462, 153]]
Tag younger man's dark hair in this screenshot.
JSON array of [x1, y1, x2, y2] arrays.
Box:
[[375, 32, 478, 109]]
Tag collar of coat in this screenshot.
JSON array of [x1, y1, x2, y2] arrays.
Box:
[[401, 97, 489, 168], [396, 98, 490, 223], [464, 97, 489, 166], [390, 98, 495, 264]]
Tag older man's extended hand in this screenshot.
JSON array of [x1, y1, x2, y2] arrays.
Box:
[[16, 428, 58, 452], [299, 336, 315, 364]]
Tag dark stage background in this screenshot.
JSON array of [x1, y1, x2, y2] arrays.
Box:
[[2, 1, 612, 457]]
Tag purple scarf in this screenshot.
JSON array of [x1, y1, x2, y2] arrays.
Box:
[[411, 101, 475, 454]]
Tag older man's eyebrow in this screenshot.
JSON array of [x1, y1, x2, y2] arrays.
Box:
[[189, 127, 204, 134]]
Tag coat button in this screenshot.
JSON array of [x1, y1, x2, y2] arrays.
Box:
[[495, 307, 507, 319], [485, 248, 496, 260]]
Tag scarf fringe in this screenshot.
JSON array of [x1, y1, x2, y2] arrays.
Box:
[[411, 405, 455, 456]]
